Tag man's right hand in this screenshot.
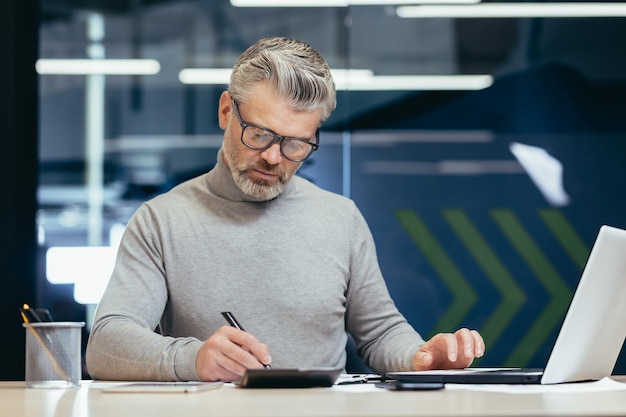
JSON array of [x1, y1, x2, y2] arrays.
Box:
[[195, 326, 272, 382]]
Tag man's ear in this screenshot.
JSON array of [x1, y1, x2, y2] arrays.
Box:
[[217, 91, 232, 130]]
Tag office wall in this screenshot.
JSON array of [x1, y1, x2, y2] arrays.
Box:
[[0, 1, 39, 379]]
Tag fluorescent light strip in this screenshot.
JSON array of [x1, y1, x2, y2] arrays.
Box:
[[336, 75, 493, 91], [179, 68, 232, 84], [179, 68, 492, 91], [231, 0, 479, 6], [179, 68, 377, 85], [36, 59, 161, 75], [397, 3, 626, 18]]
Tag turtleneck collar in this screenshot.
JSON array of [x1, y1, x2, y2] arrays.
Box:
[[204, 148, 296, 203]]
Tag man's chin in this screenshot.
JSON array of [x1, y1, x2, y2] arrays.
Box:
[[248, 176, 275, 188], [239, 177, 284, 200]]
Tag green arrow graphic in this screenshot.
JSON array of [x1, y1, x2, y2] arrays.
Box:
[[539, 209, 590, 271], [491, 209, 572, 366], [442, 210, 526, 361], [395, 209, 477, 336]]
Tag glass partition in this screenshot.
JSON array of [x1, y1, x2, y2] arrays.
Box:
[[38, 0, 626, 371]]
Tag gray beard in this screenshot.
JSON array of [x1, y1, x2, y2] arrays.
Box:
[[231, 169, 286, 201]]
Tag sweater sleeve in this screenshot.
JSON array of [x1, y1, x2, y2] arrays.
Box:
[[344, 205, 425, 374], [85, 203, 202, 381]]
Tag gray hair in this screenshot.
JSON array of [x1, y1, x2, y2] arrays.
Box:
[[229, 37, 337, 123]]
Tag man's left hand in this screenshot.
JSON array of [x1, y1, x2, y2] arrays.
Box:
[[412, 328, 484, 370]]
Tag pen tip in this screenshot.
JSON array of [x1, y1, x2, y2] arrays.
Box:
[[23, 303, 30, 309]]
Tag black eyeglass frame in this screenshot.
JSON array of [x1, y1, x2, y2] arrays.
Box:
[[231, 99, 320, 163]]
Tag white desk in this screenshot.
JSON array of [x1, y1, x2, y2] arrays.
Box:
[[3, 379, 626, 417]]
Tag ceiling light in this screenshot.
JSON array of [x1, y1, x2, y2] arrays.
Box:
[[397, 3, 626, 18], [179, 67, 492, 91], [179, 68, 377, 85], [231, 0, 480, 6], [36, 59, 161, 75], [336, 74, 493, 91], [178, 68, 232, 84]]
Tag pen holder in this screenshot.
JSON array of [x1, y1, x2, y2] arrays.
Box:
[[23, 322, 85, 388]]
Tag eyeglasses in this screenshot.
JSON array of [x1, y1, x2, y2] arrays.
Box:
[[231, 100, 319, 162]]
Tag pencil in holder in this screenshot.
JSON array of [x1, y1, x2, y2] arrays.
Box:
[[23, 322, 85, 388]]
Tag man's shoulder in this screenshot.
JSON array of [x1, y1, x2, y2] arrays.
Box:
[[139, 174, 207, 211], [293, 175, 354, 204]]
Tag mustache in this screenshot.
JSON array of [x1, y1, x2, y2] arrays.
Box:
[[255, 160, 282, 174], [254, 159, 277, 173], [242, 160, 288, 183]]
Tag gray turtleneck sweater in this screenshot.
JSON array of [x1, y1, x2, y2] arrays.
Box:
[[86, 150, 424, 381]]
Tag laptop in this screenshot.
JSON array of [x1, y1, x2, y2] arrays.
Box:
[[388, 224, 626, 385]]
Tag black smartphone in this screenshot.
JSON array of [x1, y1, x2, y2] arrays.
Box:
[[375, 380, 445, 391], [236, 368, 342, 388]]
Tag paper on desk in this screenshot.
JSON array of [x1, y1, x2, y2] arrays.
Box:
[[333, 383, 382, 393], [445, 377, 626, 394]]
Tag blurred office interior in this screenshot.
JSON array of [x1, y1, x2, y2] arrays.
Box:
[[2, 0, 626, 379]]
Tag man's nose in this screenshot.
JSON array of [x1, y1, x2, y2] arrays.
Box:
[[260, 142, 283, 164]]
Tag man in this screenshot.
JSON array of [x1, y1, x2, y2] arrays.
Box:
[[86, 37, 484, 382]]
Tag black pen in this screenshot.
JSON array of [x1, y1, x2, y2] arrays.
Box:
[[36, 308, 54, 322], [221, 311, 271, 369]]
